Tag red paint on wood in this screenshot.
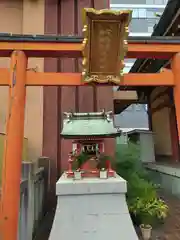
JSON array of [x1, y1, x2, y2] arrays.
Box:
[[1, 51, 27, 240]]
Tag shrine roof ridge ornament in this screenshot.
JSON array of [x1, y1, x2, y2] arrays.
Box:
[[63, 110, 113, 121], [61, 110, 120, 138]]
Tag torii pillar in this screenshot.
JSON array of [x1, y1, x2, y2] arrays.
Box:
[[0, 51, 27, 240]]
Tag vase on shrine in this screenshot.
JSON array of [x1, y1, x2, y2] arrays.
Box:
[[74, 170, 82, 180], [97, 154, 110, 179], [99, 168, 108, 179], [140, 224, 152, 240]]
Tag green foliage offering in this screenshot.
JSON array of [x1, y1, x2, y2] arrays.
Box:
[[72, 152, 89, 171], [115, 142, 168, 226], [96, 154, 111, 170]]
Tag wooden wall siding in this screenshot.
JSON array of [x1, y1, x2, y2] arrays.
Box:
[[150, 86, 168, 103], [60, 0, 76, 171], [43, 0, 115, 180], [170, 107, 180, 162], [150, 87, 172, 114], [152, 107, 172, 156], [43, 0, 59, 199], [151, 94, 171, 114], [147, 95, 153, 131], [149, 87, 179, 161]]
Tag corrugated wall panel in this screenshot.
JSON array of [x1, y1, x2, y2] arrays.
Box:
[[44, 0, 115, 180], [60, 0, 76, 170], [43, 0, 59, 200], [77, 0, 94, 112]]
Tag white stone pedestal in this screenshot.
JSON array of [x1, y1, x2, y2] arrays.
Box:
[[49, 173, 139, 240]]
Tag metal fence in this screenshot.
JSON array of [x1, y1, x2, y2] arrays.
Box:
[[18, 162, 45, 240]]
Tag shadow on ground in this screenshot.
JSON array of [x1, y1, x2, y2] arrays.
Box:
[[34, 208, 55, 240]]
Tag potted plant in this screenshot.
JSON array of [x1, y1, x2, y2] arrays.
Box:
[[97, 154, 110, 179], [72, 152, 89, 180], [139, 213, 153, 240], [129, 197, 168, 240]]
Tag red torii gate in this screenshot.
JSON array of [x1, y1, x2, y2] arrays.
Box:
[[0, 8, 180, 240]]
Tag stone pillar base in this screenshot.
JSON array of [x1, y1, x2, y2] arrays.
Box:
[[49, 173, 138, 240]]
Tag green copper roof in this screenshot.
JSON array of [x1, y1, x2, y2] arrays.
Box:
[[61, 111, 120, 139]]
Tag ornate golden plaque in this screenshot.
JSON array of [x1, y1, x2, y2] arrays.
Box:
[[82, 8, 132, 84]]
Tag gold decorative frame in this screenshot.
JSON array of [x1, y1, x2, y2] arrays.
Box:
[[82, 8, 132, 84]]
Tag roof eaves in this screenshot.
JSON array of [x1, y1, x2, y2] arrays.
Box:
[[130, 0, 180, 74]]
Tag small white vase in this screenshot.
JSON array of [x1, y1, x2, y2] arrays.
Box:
[[140, 224, 152, 240], [74, 171, 82, 180], [100, 170, 108, 179]]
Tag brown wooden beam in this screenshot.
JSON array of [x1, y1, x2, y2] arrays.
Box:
[[113, 90, 138, 100], [151, 100, 172, 114]]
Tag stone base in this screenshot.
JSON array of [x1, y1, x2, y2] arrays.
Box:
[[147, 163, 180, 197], [49, 173, 138, 240]]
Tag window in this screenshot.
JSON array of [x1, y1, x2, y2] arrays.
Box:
[[124, 62, 134, 68], [147, 19, 157, 33], [146, 0, 154, 4], [111, 4, 166, 9], [112, 7, 164, 20], [139, 9, 147, 18], [154, 0, 164, 4], [146, 0, 165, 3], [129, 32, 151, 36], [125, 58, 136, 64], [123, 59, 136, 73], [132, 9, 138, 18], [123, 66, 132, 73], [147, 10, 155, 18], [130, 19, 148, 33]]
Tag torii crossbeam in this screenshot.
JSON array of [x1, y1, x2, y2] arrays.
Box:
[[0, 8, 180, 240], [0, 68, 174, 86]]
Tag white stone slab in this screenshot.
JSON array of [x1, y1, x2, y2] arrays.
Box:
[[49, 173, 139, 240]]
